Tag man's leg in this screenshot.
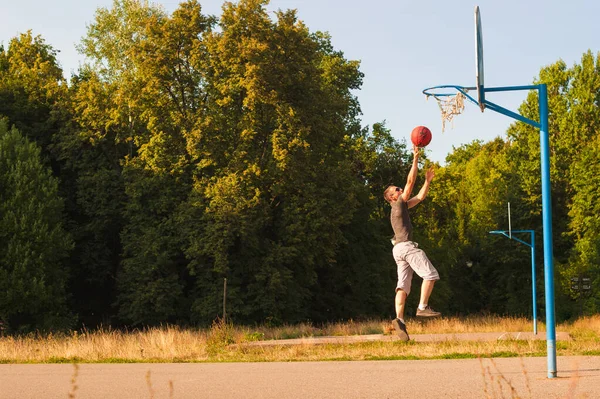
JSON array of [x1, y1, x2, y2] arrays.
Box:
[[419, 279, 436, 309], [403, 244, 441, 317], [392, 289, 410, 341], [395, 289, 407, 320], [392, 246, 413, 341], [392, 250, 413, 320], [416, 278, 441, 317]]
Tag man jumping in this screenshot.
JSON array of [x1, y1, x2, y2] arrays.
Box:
[[383, 145, 440, 341]]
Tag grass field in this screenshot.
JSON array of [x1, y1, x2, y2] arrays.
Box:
[[0, 315, 598, 363]]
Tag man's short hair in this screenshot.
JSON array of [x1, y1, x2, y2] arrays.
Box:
[[383, 185, 395, 203]]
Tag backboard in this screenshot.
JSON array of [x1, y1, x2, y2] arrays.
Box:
[[475, 6, 485, 112]]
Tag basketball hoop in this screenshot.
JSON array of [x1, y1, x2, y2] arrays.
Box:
[[423, 85, 476, 132], [423, 5, 558, 380]]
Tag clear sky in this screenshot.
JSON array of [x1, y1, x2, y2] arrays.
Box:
[[2, 0, 599, 164]]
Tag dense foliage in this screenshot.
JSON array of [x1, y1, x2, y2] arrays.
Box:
[[0, 0, 598, 331]]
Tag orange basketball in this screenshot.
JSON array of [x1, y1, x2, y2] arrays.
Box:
[[411, 126, 432, 147]]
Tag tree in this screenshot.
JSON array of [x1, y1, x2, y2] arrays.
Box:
[[0, 120, 73, 332], [420, 51, 600, 320], [558, 52, 600, 315], [184, 0, 371, 324], [505, 51, 600, 318], [75, 0, 215, 325], [0, 31, 67, 154]]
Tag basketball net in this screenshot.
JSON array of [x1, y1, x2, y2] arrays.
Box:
[[426, 91, 466, 132]]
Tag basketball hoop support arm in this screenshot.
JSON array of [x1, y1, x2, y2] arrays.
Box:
[[427, 84, 541, 127], [481, 85, 541, 128]]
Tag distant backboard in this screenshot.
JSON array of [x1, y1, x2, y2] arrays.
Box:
[[475, 6, 485, 112]]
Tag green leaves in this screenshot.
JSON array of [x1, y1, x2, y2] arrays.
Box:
[[5, 0, 600, 329], [423, 51, 600, 318], [0, 31, 67, 151], [0, 121, 73, 332], [184, 0, 369, 324]]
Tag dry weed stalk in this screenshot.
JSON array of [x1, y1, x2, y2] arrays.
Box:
[[479, 357, 528, 399], [490, 358, 521, 398], [564, 360, 581, 399], [518, 357, 532, 398], [479, 357, 492, 398], [146, 370, 155, 399], [67, 363, 79, 399]]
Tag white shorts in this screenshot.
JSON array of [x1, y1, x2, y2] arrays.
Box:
[[393, 241, 440, 295]]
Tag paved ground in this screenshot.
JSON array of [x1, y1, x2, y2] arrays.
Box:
[[1, 356, 598, 398]]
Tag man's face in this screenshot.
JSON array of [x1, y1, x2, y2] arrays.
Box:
[[389, 186, 402, 202]]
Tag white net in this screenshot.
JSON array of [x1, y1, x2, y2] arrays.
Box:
[[426, 91, 466, 132]]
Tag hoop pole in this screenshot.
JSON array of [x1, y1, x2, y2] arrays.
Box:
[[539, 84, 557, 378], [531, 230, 537, 336]]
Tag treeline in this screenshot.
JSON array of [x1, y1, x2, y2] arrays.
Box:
[[0, 0, 598, 332]]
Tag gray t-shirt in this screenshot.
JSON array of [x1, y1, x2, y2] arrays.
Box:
[[391, 198, 412, 243]]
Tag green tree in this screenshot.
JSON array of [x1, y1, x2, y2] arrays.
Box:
[[567, 136, 600, 314], [505, 51, 600, 318], [558, 52, 600, 315], [0, 120, 73, 332], [184, 0, 372, 324], [421, 51, 600, 320], [0, 31, 110, 325], [0, 31, 67, 154], [76, 0, 214, 325], [44, 66, 131, 326]]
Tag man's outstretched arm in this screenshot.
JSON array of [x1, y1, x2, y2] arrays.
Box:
[[401, 145, 420, 202], [407, 167, 435, 209]]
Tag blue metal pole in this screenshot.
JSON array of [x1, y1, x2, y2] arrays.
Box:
[[539, 84, 557, 378], [531, 231, 537, 335], [484, 85, 539, 92]]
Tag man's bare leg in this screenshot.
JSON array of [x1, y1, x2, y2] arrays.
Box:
[[416, 280, 441, 317], [393, 289, 409, 340], [395, 289, 407, 320], [419, 279, 435, 307]]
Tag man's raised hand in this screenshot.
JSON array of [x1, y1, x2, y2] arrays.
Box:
[[426, 167, 435, 182]]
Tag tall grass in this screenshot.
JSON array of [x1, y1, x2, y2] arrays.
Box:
[[0, 325, 210, 363], [0, 315, 598, 363], [406, 315, 537, 334]]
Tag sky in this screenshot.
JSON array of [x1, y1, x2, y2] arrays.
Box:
[[2, 0, 600, 164]]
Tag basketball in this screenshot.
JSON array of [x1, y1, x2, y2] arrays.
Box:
[[411, 126, 432, 147]]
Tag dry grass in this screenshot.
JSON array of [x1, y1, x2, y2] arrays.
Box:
[[0, 326, 210, 363], [563, 315, 600, 341], [0, 315, 598, 363], [406, 315, 536, 334], [258, 318, 386, 340]]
